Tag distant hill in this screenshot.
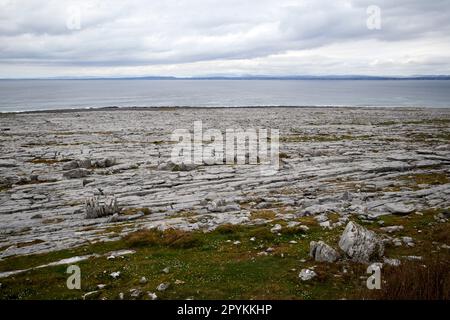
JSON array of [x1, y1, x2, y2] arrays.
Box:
[[2, 75, 450, 80]]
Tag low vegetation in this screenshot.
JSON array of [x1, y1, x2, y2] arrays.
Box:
[[0, 211, 448, 300]]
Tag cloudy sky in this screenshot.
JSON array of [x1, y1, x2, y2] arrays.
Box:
[[1, 0, 449, 78]]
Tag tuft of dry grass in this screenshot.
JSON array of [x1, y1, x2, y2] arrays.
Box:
[[28, 158, 72, 165], [16, 239, 45, 248], [250, 210, 276, 220], [279, 152, 290, 159], [121, 207, 151, 216], [123, 228, 203, 249], [358, 253, 450, 300], [214, 224, 241, 234], [401, 172, 449, 186]]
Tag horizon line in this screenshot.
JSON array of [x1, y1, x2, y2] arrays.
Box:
[[1, 74, 450, 81]]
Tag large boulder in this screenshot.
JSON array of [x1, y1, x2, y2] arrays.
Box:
[[338, 221, 384, 263], [309, 241, 340, 262]]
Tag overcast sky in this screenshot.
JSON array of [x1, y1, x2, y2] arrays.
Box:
[[1, 0, 449, 78]]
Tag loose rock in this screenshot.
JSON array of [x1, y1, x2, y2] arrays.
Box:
[[309, 241, 340, 263], [338, 221, 384, 263], [299, 268, 317, 281]]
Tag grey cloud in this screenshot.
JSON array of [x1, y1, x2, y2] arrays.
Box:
[[0, 0, 449, 77]]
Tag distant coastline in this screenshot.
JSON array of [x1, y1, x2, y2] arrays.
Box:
[[1, 75, 450, 81]]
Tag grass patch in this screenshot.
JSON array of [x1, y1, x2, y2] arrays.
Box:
[[0, 215, 447, 300], [123, 229, 203, 249], [400, 172, 449, 186]]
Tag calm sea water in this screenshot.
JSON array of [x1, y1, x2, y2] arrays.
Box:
[[1, 79, 450, 112]]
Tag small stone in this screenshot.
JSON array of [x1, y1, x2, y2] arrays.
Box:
[[270, 224, 282, 233], [299, 268, 317, 281], [175, 279, 185, 285], [130, 288, 141, 298], [299, 225, 309, 232], [157, 282, 170, 291], [314, 214, 328, 223], [162, 267, 170, 274], [250, 237, 256, 241], [139, 276, 148, 284], [110, 271, 120, 279], [380, 225, 404, 233], [97, 284, 106, 289], [383, 258, 401, 266], [402, 236, 414, 244], [233, 240, 241, 245], [82, 291, 100, 300], [119, 292, 124, 300], [319, 221, 331, 229], [289, 240, 298, 244], [405, 255, 422, 261], [287, 221, 301, 228], [147, 292, 158, 300]]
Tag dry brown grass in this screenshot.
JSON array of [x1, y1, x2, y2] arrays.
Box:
[[28, 158, 72, 165], [123, 228, 203, 249], [214, 224, 241, 234], [16, 239, 45, 248], [250, 210, 276, 220], [121, 207, 151, 216], [358, 253, 450, 300], [428, 224, 450, 244]]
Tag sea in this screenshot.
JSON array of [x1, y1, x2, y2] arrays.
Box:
[[1, 79, 450, 112]]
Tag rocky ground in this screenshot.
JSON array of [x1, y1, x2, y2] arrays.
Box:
[[0, 107, 449, 299]]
